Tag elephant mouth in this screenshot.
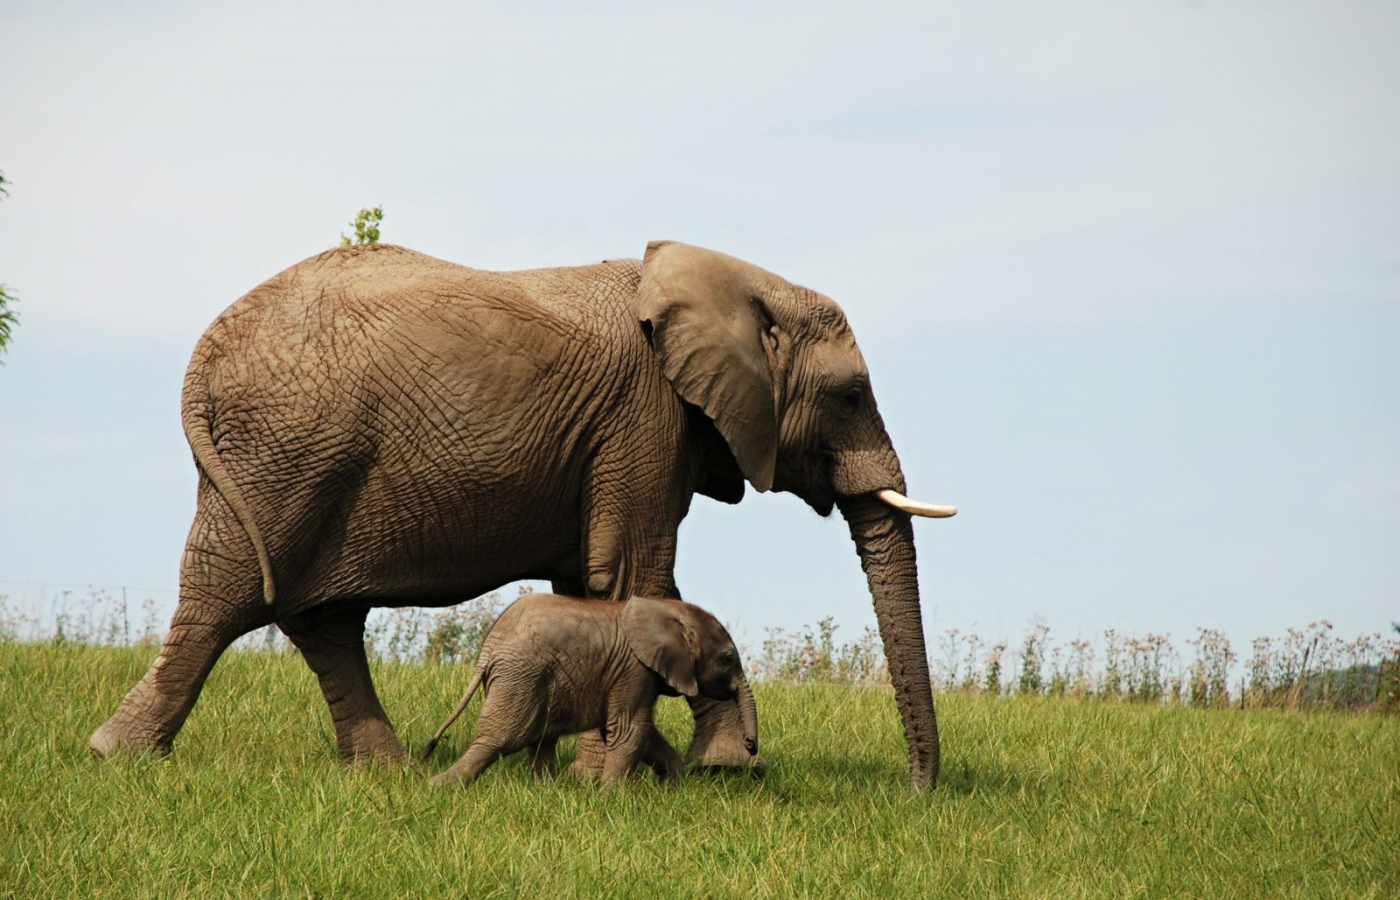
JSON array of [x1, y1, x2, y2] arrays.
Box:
[[777, 450, 849, 517], [784, 450, 958, 520], [771, 463, 837, 517], [799, 486, 956, 522]]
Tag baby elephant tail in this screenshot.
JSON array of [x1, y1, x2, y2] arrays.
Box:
[[419, 665, 487, 761]]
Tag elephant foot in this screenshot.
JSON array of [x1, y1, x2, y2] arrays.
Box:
[[429, 769, 468, 789], [566, 730, 608, 780], [685, 697, 766, 777], [88, 717, 172, 759], [565, 760, 599, 780], [337, 716, 408, 764]]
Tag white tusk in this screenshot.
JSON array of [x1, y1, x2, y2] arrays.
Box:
[[876, 489, 958, 518]]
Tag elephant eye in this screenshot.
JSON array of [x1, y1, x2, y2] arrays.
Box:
[[838, 385, 863, 414]]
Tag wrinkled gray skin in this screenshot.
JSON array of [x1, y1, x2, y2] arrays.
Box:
[[422, 594, 757, 787], [89, 239, 945, 789]]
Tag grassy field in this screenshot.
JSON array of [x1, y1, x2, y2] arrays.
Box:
[[2, 641, 1396, 899]]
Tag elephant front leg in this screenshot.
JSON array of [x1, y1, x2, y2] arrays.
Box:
[[643, 728, 685, 783], [568, 731, 609, 780], [686, 696, 768, 776], [279, 607, 406, 763], [600, 721, 656, 785]]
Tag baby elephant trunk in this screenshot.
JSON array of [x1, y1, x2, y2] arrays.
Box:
[[736, 675, 759, 756]]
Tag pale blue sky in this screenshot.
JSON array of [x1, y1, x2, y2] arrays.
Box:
[[1, 1, 1396, 657]]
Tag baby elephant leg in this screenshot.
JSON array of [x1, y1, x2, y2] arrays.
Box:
[[642, 729, 684, 783], [526, 737, 559, 780], [430, 735, 509, 788], [568, 730, 608, 780], [601, 716, 658, 785]]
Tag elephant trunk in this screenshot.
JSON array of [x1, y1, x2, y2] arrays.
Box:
[[839, 494, 939, 791], [735, 674, 759, 756]]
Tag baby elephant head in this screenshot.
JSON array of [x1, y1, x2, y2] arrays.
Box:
[[621, 596, 758, 756]]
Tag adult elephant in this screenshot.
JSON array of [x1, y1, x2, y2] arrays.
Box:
[[89, 240, 957, 789]]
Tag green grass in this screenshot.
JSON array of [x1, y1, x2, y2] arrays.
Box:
[[3, 641, 1396, 899]]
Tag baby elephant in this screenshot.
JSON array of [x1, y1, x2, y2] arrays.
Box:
[[421, 594, 758, 786]]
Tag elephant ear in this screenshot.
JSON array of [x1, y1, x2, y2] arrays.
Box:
[[634, 240, 783, 493], [621, 596, 700, 697]]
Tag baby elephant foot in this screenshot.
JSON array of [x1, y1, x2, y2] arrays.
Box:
[[567, 730, 608, 780], [430, 756, 493, 788], [650, 762, 684, 785], [431, 739, 504, 787], [644, 729, 685, 784], [429, 768, 471, 789], [566, 758, 603, 781]]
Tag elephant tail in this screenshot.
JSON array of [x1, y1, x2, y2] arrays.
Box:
[[182, 377, 277, 607], [420, 664, 488, 761]]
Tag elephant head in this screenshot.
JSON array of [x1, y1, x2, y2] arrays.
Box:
[[635, 241, 954, 788], [622, 596, 758, 756]]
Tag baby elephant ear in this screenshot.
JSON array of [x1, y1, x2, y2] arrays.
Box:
[[622, 597, 700, 697]]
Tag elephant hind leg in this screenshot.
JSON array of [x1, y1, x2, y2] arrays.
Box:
[[279, 606, 405, 763], [526, 737, 559, 779], [90, 503, 270, 758], [89, 613, 245, 757], [430, 735, 510, 788]]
